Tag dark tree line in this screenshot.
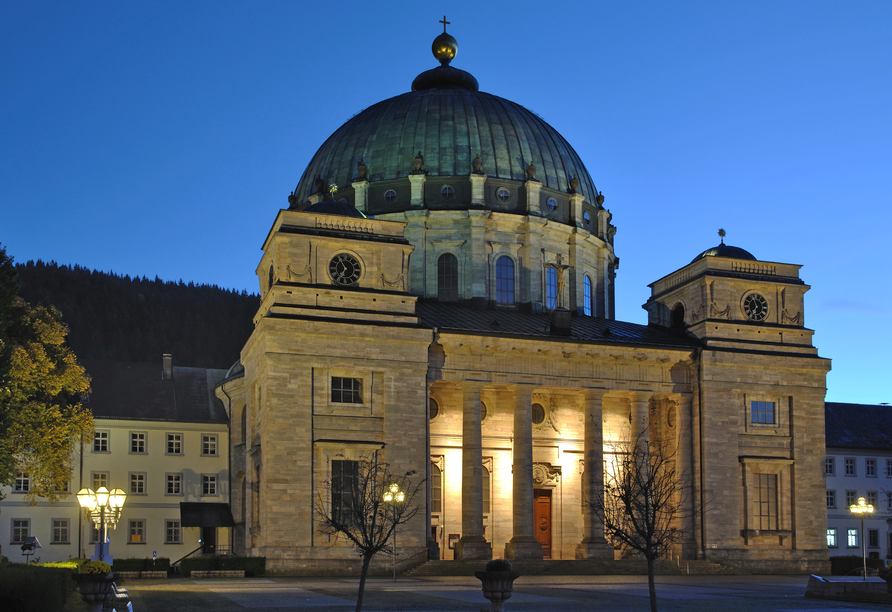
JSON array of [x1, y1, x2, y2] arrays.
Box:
[[15, 260, 258, 369]]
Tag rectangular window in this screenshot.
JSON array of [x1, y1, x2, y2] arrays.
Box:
[[431, 464, 442, 514], [867, 491, 878, 507], [166, 433, 182, 455], [90, 525, 100, 543], [331, 459, 358, 526], [827, 528, 837, 547], [866, 459, 877, 477], [93, 431, 109, 453], [52, 518, 70, 544], [331, 377, 363, 404], [869, 529, 879, 548], [12, 519, 30, 543], [130, 432, 146, 454], [887, 459, 892, 477], [166, 473, 182, 495], [845, 458, 856, 476], [825, 457, 835, 476], [756, 473, 778, 530], [545, 266, 558, 310], [750, 401, 776, 425], [201, 434, 218, 456], [130, 473, 146, 495], [888, 492, 892, 511], [13, 471, 30, 493], [92, 472, 108, 490], [202, 474, 217, 496], [846, 490, 857, 507], [128, 520, 145, 543], [848, 528, 859, 548], [826, 490, 836, 508], [165, 520, 182, 544]]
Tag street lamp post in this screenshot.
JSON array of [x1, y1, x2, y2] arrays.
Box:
[[383, 483, 404, 581], [77, 487, 127, 563], [849, 496, 874, 581]]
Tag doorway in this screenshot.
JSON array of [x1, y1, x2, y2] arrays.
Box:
[[534, 489, 552, 559], [201, 526, 217, 555]]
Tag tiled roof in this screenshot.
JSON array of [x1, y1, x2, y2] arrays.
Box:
[[416, 302, 699, 349], [825, 402, 892, 450], [81, 359, 228, 423]]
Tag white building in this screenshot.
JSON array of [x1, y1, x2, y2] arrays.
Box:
[[825, 402, 892, 560], [0, 356, 231, 564]]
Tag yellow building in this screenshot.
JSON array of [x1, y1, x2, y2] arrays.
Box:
[[216, 29, 831, 574]]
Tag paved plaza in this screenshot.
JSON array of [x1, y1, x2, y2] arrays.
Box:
[[96, 575, 891, 612]]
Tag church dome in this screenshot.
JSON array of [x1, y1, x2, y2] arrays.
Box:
[[691, 243, 756, 263], [291, 33, 598, 211], [303, 200, 367, 218]]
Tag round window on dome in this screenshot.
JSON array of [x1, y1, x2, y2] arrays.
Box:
[[384, 189, 397, 203], [546, 197, 558, 211], [583, 211, 591, 225], [496, 188, 510, 202], [441, 185, 455, 199], [531, 403, 546, 425]]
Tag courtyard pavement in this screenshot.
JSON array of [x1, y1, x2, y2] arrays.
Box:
[[100, 574, 892, 612]]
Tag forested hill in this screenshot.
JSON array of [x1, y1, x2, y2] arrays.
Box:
[[15, 260, 258, 369]]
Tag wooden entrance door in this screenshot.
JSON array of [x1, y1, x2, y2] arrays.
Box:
[[534, 489, 552, 559]]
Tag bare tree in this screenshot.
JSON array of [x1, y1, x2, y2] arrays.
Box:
[[315, 451, 423, 612], [589, 428, 689, 612]]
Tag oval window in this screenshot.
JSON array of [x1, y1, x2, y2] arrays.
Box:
[[384, 189, 397, 203], [429, 398, 439, 421], [531, 403, 546, 425], [441, 185, 455, 199], [481, 401, 488, 421], [546, 197, 558, 211], [496, 188, 510, 202]]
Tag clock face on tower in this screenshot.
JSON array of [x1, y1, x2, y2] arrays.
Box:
[[329, 253, 362, 286], [743, 293, 769, 321]]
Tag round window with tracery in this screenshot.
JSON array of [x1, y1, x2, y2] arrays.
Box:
[[441, 185, 455, 199], [496, 188, 510, 202], [546, 197, 558, 211], [384, 189, 397, 203]]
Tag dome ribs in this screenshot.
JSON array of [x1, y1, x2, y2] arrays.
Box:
[[493, 95, 535, 186]]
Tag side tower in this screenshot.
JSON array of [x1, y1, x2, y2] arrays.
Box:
[[644, 236, 831, 572], [218, 201, 432, 574]]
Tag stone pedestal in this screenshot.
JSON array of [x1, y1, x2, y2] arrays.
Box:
[[470, 174, 486, 205], [409, 174, 426, 207], [352, 180, 369, 213], [456, 535, 492, 560]]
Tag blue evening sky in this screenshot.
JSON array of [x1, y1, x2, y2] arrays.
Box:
[[2, 2, 889, 403]]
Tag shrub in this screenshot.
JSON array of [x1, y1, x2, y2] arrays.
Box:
[[34, 559, 86, 570], [180, 556, 265, 577], [830, 555, 886, 575], [0, 564, 75, 612], [80, 560, 111, 574]]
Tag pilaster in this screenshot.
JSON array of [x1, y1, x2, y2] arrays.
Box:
[[524, 180, 541, 214], [569, 192, 585, 228], [351, 180, 369, 214], [469, 174, 486, 205], [409, 174, 426, 207]]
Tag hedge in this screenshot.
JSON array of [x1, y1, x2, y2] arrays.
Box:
[[830, 555, 888, 575], [180, 556, 265, 577], [0, 564, 75, 612], [112, 557, 171, 572]]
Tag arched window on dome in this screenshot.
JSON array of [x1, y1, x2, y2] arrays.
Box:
[[546, 267, 558, 311], [438, 253, 458, 302], [495, 256, 514, 305], [583, 275, 592, 316]]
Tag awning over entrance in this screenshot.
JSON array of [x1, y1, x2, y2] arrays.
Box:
[[179, 502, 235, 528]]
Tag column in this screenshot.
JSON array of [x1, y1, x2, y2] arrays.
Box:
[[576, 389, 614, 559], [629, 392, 651, 444], [505, 386, 543, 559], [674, 394, 698, 558], [456, 383, 491, 560]]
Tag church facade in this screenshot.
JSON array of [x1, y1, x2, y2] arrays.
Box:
[[215, 28, 831, 574]]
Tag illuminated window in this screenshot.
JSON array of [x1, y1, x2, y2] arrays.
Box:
[[847, 528, 858, 548], [384, 189, 397, 203], [130, 432, 146, 454], [166, 520, 182, 544], [495, 256, 514, 305], [441, 185, 455, 199], [202, 434, 218, 456], [532, 403, 546, 425], [93, 431, 109, 453], [750, 401, 775, 425], [129, 520, 145, 543], [826, 490, 835, 508], [866, 459, 877, 477], [756, 474, 777, 530], [429, 398, 439, 421], [166, 473, 182, 496], [546, 267, 557, 310], [332, 460, 358, 526], [431, 464, 442, 513], [825, 457, 835, 475], [92, 472, 108, 490], [202, 474, 217, 496], [331, 377, 362, 404], [130, 473, 146, 495], [52, 518, 70, 544], [845, 458, 856, 476], [482, 465, 491, 514], [438, 253, 459, 302], [583, 275, 592, 316], [826, 528, 837, 547], [12, 519, 29, 543], [13, 471, 30, 493], [167, 433, 182, 455]]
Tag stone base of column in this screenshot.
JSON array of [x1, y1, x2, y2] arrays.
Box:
[[504, 537, 543, 560], [455, 536, 491, 560], [575, 538, 614, 560]]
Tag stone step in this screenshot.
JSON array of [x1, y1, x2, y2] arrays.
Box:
[[403, 559, 734, 577]]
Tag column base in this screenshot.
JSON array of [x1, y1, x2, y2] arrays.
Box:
[[455, 536, 492, 560], [504, 537, 543, 560], [575, 538, 614, 560]]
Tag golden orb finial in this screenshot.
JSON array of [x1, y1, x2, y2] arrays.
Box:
[[718, 228, 726, 244], [432, 16, 457, 65]]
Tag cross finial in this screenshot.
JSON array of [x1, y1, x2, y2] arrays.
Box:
[[439, 15, 450, 33], [718, 228, 726, 244]]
